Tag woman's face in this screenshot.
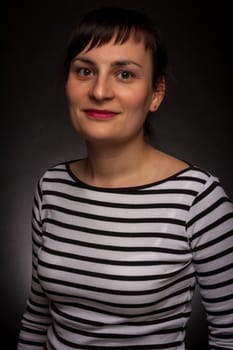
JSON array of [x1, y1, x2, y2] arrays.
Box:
[[66, 34, 164, 145]]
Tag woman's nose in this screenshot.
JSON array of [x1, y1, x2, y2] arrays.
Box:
[[88, 75, 114, 101]]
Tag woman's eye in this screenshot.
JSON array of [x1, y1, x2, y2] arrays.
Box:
[[117, 71, 135, 80], [78, 68, 92, 76], [72, 67, 93, 78]]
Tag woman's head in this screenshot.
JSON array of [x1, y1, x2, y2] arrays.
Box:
[[64, 7, 168, 89], [65, 7, 167, 137]]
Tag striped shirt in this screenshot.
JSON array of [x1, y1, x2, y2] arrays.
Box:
[[17, 162, 233, 350]]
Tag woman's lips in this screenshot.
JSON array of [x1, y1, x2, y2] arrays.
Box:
[[84, 109, 119, 119]]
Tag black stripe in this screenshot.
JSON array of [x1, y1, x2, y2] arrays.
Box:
[[51, 298, 190, 325], [43, 177, 198, 195], [17, 339, 44, 346], [43, 190, 189, 210], [199, 277, 233, 290], [187, 197, 229, 228], [192, 181, 220, 205], [192, 230, 233, 252], [43, 219, 186, 240], [54, 317, 184, 337], [39, 273, 194, 299], [43, 230, 190, 254], [190, 213, 233, 242], [38, 258, 191, 281], [42, 204, 186, 225], [202, 292, 233, 303], [42, 246, 185, 266], [194, 249, 233, 265]]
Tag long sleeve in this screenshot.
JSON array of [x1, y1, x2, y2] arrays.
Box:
[[17, 179, 52, 349], [186, 176, 233, 349]]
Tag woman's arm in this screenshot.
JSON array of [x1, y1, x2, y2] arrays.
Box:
[[17, 179, 52, 349], [187, 175, 233, 349]]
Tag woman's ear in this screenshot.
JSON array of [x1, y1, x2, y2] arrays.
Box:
[[149, 76, 166, 112]]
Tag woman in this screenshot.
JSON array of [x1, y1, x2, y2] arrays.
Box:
[[17, 7, 233, 350]]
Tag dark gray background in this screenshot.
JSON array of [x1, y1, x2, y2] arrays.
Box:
[[2, 1, 232, 349]]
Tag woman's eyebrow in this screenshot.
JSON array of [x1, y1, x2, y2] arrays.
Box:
[[111, 60, 142, 68], [72, 57, 95, 65], [73, 57, 142, 68]]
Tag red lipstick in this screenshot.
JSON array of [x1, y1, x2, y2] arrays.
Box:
[[84, 109, 119, 119]]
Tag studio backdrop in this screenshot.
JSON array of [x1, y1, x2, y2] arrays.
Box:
[[2, 1, 232, 349]]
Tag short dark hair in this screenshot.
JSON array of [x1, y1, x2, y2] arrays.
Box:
[[64, 7, 168, 89]]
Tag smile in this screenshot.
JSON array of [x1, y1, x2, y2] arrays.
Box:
[[84, 109, 119, 119]]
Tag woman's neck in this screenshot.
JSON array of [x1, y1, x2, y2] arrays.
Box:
[[82, 139, 154, 188]]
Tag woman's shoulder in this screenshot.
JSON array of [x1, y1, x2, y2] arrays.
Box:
[[150, 149, 216, 184], [41, 161, 68, 176], [150, 151, 229, 203], [36, 159, 78, 185]]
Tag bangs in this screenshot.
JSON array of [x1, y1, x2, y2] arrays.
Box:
[[85, 25, 146, 51]]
